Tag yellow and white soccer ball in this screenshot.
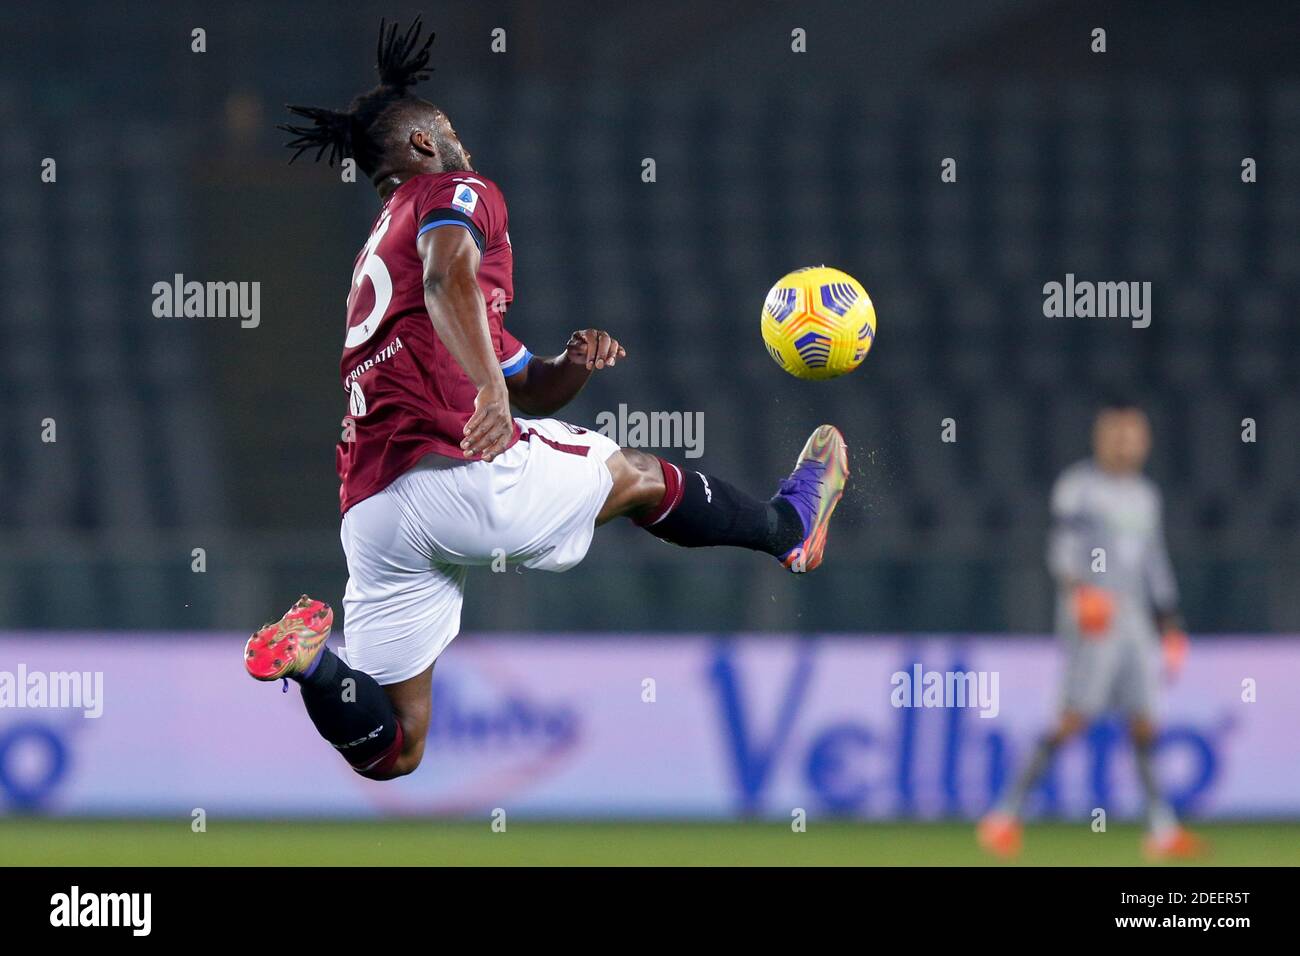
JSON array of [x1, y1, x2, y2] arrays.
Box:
[[760, 266, 876, 380]]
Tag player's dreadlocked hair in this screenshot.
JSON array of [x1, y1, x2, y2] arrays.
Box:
[[279, 17, 437, 175]]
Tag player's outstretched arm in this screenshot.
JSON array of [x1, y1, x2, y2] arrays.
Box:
[[505, 328, 626, 416], [417, 225, 513, 461]]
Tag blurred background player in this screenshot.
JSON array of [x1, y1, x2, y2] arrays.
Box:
[[978, 401, 1198, 860]]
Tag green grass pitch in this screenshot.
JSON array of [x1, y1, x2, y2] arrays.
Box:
[[2, 820, 1298, 866]]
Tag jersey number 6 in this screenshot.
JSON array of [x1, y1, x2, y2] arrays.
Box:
[[345, 213, 393, 349]]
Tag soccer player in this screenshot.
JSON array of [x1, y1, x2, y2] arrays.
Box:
[[241, 20, 848, 780], [977, 401, 1199, 859]]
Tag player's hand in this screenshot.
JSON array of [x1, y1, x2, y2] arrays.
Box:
[[1162, 628, 1189, 678], [1072, 584, 1114, 638], [565, 328, 626, 370], [462, 381, 513, 462]]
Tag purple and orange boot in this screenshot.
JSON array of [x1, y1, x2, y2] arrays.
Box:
[[774, 424, 850, 573]]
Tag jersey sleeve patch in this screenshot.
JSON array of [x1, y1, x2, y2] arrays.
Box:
[[450, 184, 479, 215], [417, 207, 485, 251], [500, 345, 531, 377]]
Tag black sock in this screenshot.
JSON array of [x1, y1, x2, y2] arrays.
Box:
[[644, 468, 804, 556], [297, 649, 402, 775]]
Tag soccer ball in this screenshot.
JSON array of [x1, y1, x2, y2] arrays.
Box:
[[760, 266, 876, 380]]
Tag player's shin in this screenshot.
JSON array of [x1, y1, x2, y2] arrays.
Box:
[[1134, 736, 1177, 833], [297, 649, 406, 779], [635, 457, 803, 557], [999, 736, 1060, 816]]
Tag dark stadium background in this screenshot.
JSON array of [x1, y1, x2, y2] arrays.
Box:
[[2, 0, 1299, 872], [1, 0, 1297, 637]]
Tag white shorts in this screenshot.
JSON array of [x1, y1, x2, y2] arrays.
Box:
[[1059, 630, 1160, 718], [339, 418, 620, 684]]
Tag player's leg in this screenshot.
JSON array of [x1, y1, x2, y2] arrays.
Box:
[[1123, 638, 1172, 833], [978, 629, 1117, 856], [297, 641, 412, 779], [279, 660, 431, 783], [977, 708, 1088, 856], [599, 424, 849, 571], [1121, 638, 1201, 858], [996, 709, 1087, 814], [302, 566, 456, 781], [369, 663, 433, 779], [596, 446, 665, 523], [244, 596, 407, 778], [598, 448, 802, 554], [1131, 712, 1199, 857], [246, 469, 468, 781], [1129, 714, 1177, 835]]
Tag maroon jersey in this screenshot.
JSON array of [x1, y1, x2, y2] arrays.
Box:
[[336, 172, 530, 513]]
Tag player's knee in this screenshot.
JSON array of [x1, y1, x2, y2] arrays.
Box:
[[388, 749, 424, 778], [398, 734, 427, 773], [356, 736, 425, 780], [602, 449, 667, 519], [619, 448, 665, 494], [388, 716, 429, 776]]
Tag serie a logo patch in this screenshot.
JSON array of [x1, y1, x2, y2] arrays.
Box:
[[451, 185, 478, 215]]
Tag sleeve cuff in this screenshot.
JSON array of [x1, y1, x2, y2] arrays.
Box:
[[500, 346, 531, 377], [416, 208, 485, 251]]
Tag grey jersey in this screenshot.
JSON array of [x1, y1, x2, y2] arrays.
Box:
[[1048, 460, 1178, 639]]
